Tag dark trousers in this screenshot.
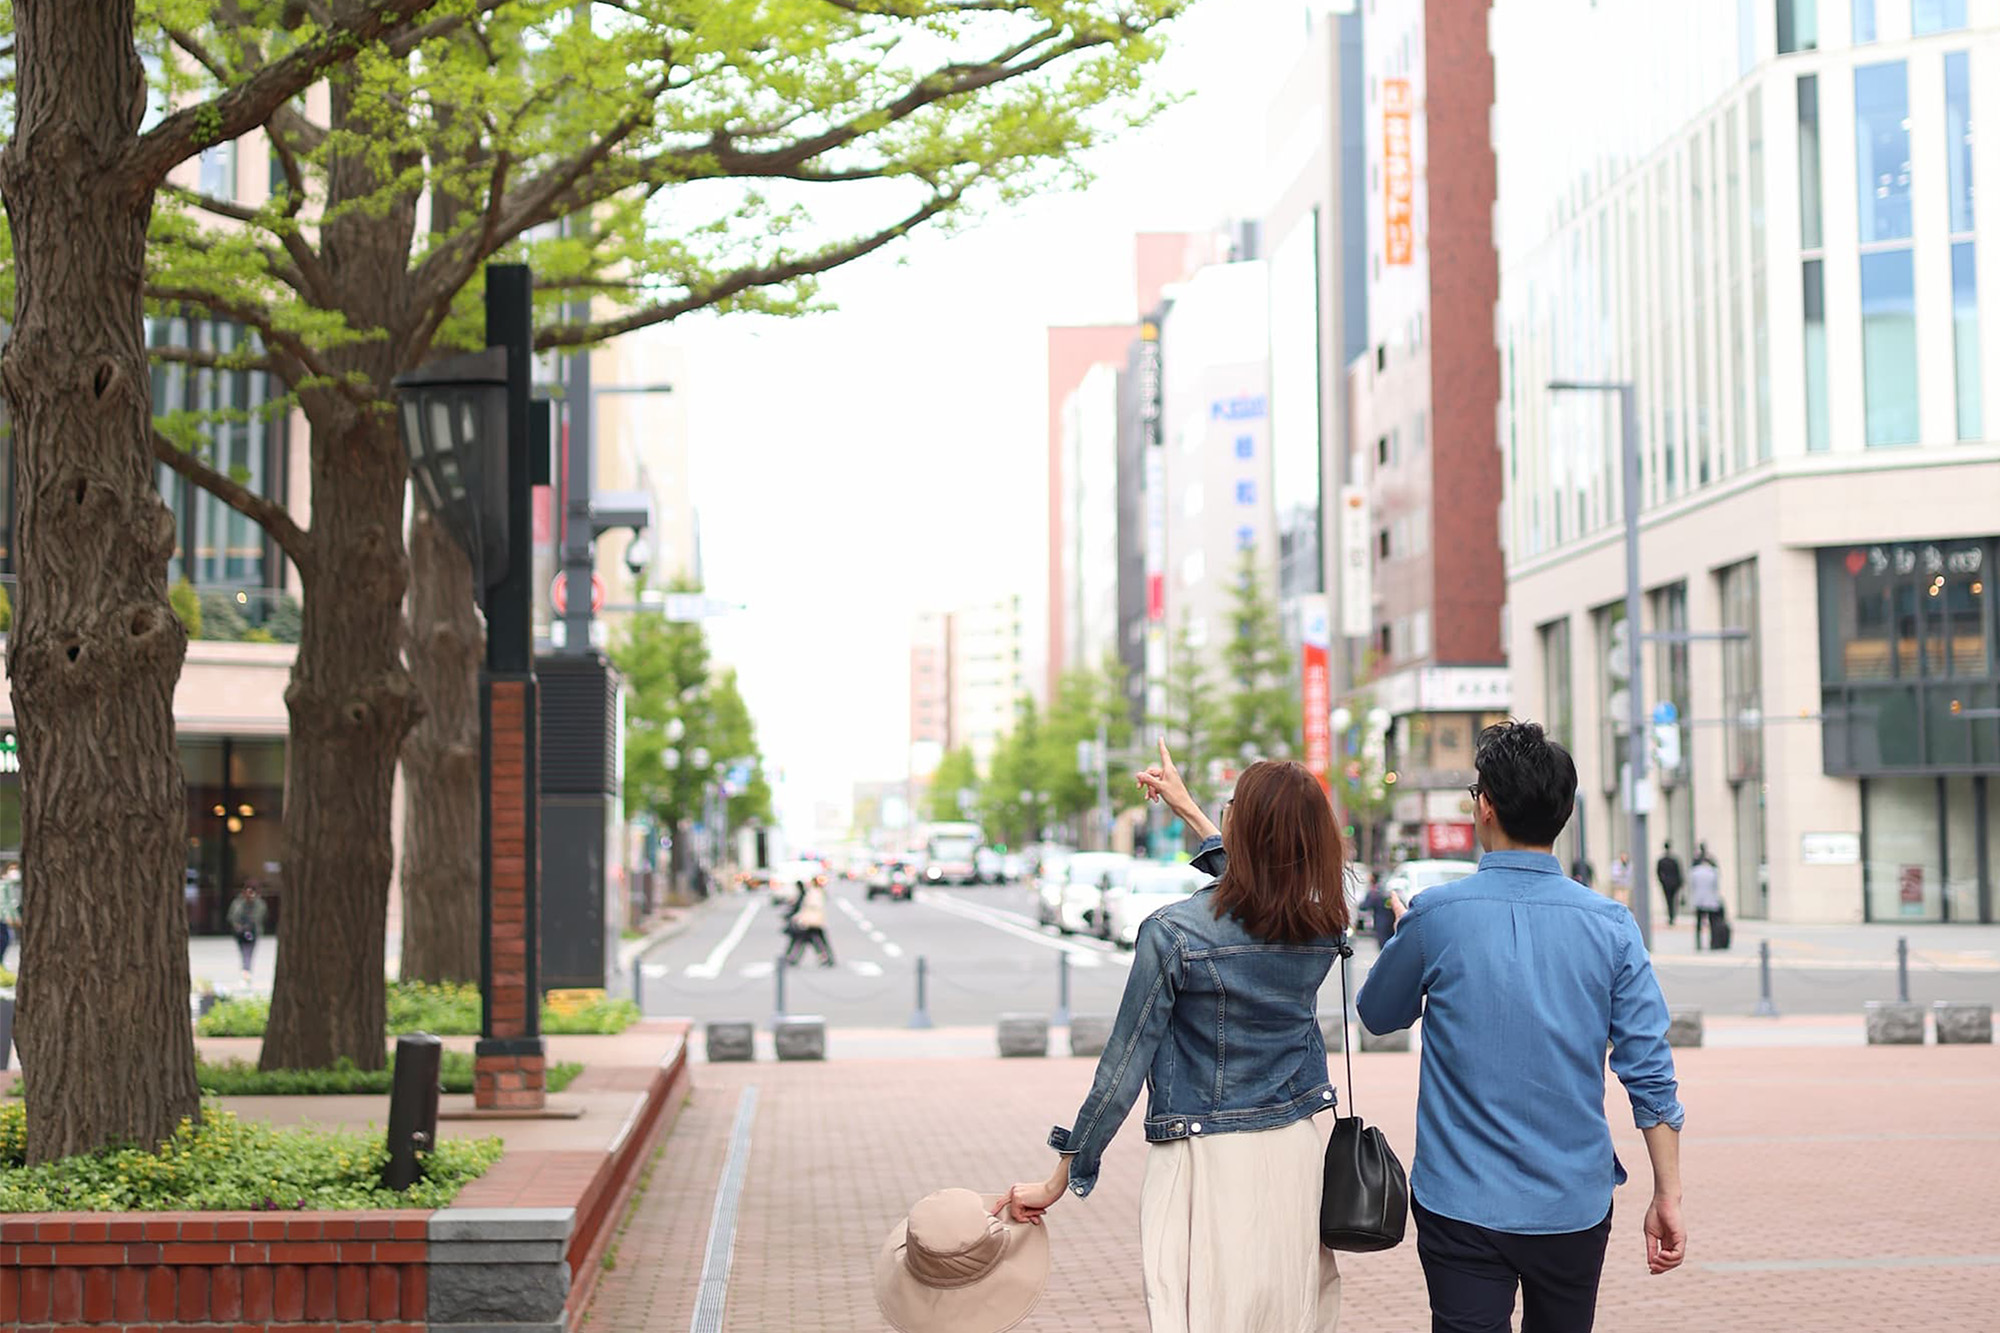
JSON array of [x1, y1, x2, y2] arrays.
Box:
[[1661, 887, 1680, 926], [0, 921, 11, 963], [237, 935, 257, 973], [1694, 908, 1724, 949], [784, 926, 833, 966], [1414, 1198, 1612, 1333]]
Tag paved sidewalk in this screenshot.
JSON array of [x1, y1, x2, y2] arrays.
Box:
[[582, 1044, 2000, 1333]]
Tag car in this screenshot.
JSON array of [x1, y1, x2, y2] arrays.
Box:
[[1055, 852, 1135, 936], [974, 847, 1005, 885], [1034, 852, 1074, 927], [767, 859, 826, 899], [1000, 852, 1027, 883], [866, 859, 919, 902], [1383, 858, 1478, 904], [1100, 861, 1207, 946]]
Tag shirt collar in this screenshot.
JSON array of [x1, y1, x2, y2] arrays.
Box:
[[1476, 850, 1566, 875]]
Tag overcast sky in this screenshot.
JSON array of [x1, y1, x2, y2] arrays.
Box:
[[671, 0, 1322, 840]]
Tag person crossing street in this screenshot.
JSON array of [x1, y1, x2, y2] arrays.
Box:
[[1656, 843, 1685, 927]]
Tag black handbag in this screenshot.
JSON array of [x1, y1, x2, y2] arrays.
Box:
[[1319, 939, 1410, 1252]]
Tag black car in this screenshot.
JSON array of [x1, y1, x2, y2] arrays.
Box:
[[866, 859, 917, 902]]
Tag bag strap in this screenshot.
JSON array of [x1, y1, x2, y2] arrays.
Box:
[[1337, 935, 1356, 1119]]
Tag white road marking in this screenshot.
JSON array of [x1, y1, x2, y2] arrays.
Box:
[[851, 960, 885, 978], [641, 963, 670, 978], [882, 942, 905, 959], [685, 901, 762, 980], [741, 960, 774, 979], [915, 890, 1129, 968]]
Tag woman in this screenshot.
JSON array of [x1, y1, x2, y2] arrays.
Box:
[[999, 740, 1348, 1332]]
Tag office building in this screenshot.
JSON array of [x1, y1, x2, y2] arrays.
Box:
[[1497, 0, 2000, 923]]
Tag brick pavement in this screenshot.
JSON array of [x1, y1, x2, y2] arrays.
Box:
[[583, 1044, 2000, 1332]]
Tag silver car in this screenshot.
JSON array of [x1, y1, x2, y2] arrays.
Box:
[[1055, 852, 1135, 936]]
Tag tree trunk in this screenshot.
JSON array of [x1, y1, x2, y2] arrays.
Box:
[[397, 507, 483, 983], [0, 1, 202, 1160], [259, 411, 422, 1071]]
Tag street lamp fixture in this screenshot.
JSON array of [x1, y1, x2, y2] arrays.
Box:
[[392, 347, 511, 598], [1330, 706, 1353, 734]]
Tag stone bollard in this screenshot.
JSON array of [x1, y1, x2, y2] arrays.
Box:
[[706, 1020, 756, 1063], [1068, 1014, 1114, 1059], [774, 1016, 827, 1061], [1932, 1001, 1994, 1045], [1356, 1024, 1412, 1053], [1666, 1007, 1704, 1048], [1317, 1012, 1348, 1053], [998, 1013, 1050, 1058], [1864, 1000, 1925, 1045]]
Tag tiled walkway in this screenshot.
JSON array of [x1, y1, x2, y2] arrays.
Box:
[[583, 1041, 2000, 1331]]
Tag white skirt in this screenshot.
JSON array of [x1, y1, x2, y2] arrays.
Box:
[[1138, 1114, 1342, 1333]]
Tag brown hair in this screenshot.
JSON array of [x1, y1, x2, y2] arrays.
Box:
[[1211, 760, 1350, 944]]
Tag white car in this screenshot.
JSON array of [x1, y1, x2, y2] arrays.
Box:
[[1034, 853, 1074, 927], [1102, 862, 1207, 946], [1383, 858, 1477, 903], [1055, 852, 1135, 936]]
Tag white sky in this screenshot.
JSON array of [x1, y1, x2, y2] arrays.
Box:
[[674, 0, 1324, 839]]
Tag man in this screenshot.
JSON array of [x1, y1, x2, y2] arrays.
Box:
[[1358, 721, 1686, 1333], [0, 861, 20, 970], [225, 883, 270, 985], [1656, 842, 1685, 927], [1568, 855, 1595, 889], [1688, 851, 1724, 950]]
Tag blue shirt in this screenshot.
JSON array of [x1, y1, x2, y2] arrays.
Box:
[[1355, 850, 1685, 1235]]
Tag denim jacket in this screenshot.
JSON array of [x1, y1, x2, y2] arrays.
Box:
[[1048, 837, 1343, 1197]]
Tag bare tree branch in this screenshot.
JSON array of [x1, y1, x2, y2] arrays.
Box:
[[385, 0, 514, 57], [128, 0, 449, 194], [147, 284, 371, 407], [152, 429, 311, 568], [148, 344, 279, 375], [160, 185, 324, 301]]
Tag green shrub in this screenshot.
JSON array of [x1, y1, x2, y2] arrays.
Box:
[[266, 594, 304, 644], [169, 579, 201, 639], [0, 1103, 501, 1212], [0, 582, 11, 634], [191, 1051, 582, 1097], [198, 981, 640, 1038], [195, 589, 251, 642]]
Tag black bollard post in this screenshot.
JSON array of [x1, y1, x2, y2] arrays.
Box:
[[773, 952, 788, 1023], [632, 955, 645, 1013], [1752, 939, 1779, 1018], [909, 955, 934, 1030], [382, 1033, 443, 1191], [1054, 951, 1072, 1028], [1897, 936, 1910, 1004]]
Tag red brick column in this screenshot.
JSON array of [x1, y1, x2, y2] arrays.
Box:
[[478, 675, 546, 1110]]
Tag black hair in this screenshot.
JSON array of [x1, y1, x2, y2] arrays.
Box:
[[1474, 720, 1577, 847]]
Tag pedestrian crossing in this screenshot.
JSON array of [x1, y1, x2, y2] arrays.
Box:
[[643, 958, 887, 982]]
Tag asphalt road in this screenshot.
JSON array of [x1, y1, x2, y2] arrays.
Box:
[[635, 878, 2000, 1028]]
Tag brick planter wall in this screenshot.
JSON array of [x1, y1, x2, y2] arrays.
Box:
[[0, 1210, 430, 1331]]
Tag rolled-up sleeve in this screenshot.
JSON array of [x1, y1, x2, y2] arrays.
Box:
[[1189, 835, 1226, 880], [1608, 919, 1686, 1131], [1047, 917, 1182, 1197]]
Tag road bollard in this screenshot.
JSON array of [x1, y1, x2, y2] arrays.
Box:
[[1752, 938, 1779, 1017], [1054, 952, 1072, 1029], [382, 1033, 442, 1192], [1897, 936, 1910, 1004], [909, 956, 934, 1030], [773, 953, 789, 1025], [632, 955, 645, 1012]]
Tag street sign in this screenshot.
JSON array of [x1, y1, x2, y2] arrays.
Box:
[[550, 573, 605, 614], [1652, 700, 1679, 725], [661, 593, 741, 622]]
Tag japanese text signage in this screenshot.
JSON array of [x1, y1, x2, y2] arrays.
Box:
[[1382, 78, 1414, 267], [1302, 610, 1332, 793]]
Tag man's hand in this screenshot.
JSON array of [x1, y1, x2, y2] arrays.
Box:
[[1644, 1194, 1686, 1275]]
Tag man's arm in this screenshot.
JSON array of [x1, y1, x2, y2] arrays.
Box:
[[1608, 916, 1687, 1275], [1640, 1124, 1685, 1275], [1355, 905, 1424, 1033]]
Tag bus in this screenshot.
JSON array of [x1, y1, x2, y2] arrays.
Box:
[[920, 822, 985, 886]]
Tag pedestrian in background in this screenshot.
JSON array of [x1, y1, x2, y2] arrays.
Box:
[[1608, 852, 1634, 910], [1569, 855, 1595, 889], [225, 883, 269, 984], [1000, 741, 1347, 1332], [1360, 877, 1396, 950], [1358, 721, 1686, 1332], [783, 876, 835, 968], [1656, 842, 1685, 927], [0, 861, 20, 970], [1689, 850, 1725, 950]]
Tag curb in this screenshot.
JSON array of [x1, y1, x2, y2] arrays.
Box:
[[617, 903, 709, 975]]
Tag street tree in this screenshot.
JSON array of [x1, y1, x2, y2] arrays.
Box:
[[1038, 656, 1133, 835], [926, 747, 980, 826], [1218, 544, 1299, 764], [1150, 611, 1220, 808], [980, 697, 1046, 847], [0, 0, 446, 1161], [136, 0, 1187, 1068]]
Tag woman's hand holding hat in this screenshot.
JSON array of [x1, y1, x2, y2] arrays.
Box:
[[994, 1156, 1071, 1225]]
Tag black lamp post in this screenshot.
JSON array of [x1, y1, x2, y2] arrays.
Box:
[[392, 264, 547, 1110]]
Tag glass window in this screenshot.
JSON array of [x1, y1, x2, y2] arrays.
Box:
[[1750, 89, 1773, 460], [1953, 243, 1981, 440], [1738, 0, 1756, 74], [1861, 248, 1919, 447], [1719, 560, 1763, 782], [1913, 0, 1967, 34], [1864, 777, 1942, 921], [1855, 62, 1912, 244], [198, 141, 236, 201], [1944, 777, 1980, 921], [1541, 618, 1574, 748], [1797, 76, 1824, 251], [1804, 259, 1831, 451], [1728, 107, 1749, 472], [1692, 136, 1712, 487], [1778, 0, 1818, 52], [1851, 0, 1876, 43], [1946, 52, 1973, 235]]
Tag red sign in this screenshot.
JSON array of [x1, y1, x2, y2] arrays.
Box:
[[1425, 823, 1476, 857], [533, 486, 552, 545], [1147, 573, 1165, 622], [551, 574, 606, 615], [1383, 78, 1414, 267], [1302, 642, 1331, 792]]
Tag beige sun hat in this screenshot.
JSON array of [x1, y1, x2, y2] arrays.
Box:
[[873, 1188, 1051, 1333]]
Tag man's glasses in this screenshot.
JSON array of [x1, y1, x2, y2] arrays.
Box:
[[1466, 784, 1482, 804]]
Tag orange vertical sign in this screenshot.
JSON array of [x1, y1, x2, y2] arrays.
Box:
[[1383, 78, 1414, 266]]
